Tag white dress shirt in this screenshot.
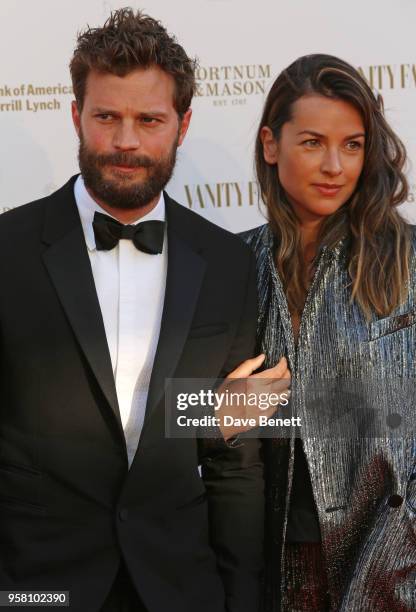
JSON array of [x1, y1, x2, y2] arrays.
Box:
[[74, 175, 167, 467]]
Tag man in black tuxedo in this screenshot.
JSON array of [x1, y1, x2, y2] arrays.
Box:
[[0, 8, 263, 612]]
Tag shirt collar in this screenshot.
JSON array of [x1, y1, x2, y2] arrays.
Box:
[[74, 174, 166, 252]]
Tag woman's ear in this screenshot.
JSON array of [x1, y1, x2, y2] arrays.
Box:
[[260, 126, 279, 164]]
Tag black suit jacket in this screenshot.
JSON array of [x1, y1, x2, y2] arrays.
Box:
[[0, 177, 263, 612]]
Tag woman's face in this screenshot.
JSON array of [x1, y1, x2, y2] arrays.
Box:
[[261, 94, 365, 225]]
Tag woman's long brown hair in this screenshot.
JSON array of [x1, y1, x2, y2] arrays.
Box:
[[255, 54, 411, 318]]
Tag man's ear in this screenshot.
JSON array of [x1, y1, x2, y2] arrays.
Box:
[[260, 126, 279, 164], [177, 108, 192, 146], [71, 100, 81, 136]]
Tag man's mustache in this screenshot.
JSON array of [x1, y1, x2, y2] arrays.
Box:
[[93, 152, 155, 168]]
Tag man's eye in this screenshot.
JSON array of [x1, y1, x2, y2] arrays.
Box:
[[96, 114, 113, 121], [141, 117, 157, 124]]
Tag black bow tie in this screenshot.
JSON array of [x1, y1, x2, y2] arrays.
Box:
[[92, 212, 164, 254]]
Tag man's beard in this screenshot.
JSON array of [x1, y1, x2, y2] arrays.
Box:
[[78, 132, 178, 209]]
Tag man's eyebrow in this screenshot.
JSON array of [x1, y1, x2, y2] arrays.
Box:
[[90, 107, 118, 114], [90, 108, 169, 119], [138, 111, 169, 119], [297, 129, 365, 139]]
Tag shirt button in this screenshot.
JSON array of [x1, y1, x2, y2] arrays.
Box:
[[119, 508, 129, 521], [387, 494, 403, 508]]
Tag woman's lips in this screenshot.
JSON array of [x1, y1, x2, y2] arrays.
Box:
[[312, 183, 344, 196]]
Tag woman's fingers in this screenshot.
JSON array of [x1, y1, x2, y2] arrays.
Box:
[[227, 354, 291, 381], [226, 354, 266, 379], [255, 356, 291, 380], [218, 354, 292, 439], [248, 356, 291, 400]]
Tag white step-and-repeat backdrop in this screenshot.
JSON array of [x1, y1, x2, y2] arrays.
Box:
[[1, 0, 415, 230]]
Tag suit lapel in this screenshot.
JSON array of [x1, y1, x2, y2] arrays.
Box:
[[41, 183, 206, 450], [140, 196, 207, 437], [41, 177, 123, 434]]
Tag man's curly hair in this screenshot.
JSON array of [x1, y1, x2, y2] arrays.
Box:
[[70, 7, 197, 117]]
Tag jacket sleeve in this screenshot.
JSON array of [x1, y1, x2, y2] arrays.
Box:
[[199, 251, 264, 612]]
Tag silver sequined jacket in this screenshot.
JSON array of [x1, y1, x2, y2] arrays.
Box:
[[242, 224, 416, 612]]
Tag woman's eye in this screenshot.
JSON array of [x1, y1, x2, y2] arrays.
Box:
[[303, 139, 320, 148], [345, 140, 362, 151]]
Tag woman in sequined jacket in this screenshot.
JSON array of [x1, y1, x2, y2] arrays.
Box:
[[240, 54, 416, 611]]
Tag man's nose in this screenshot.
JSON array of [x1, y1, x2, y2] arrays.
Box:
[[113, 121, 141, 150]]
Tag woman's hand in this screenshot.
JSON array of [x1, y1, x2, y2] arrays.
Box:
[[218, 354, 291, 440]]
